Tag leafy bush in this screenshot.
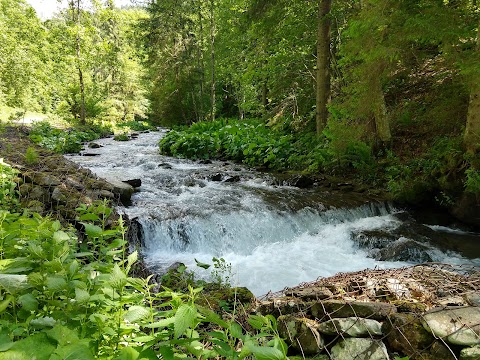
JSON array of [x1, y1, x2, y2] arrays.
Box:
[[159, 118, 374, 174], [385, 137, 465, 203], [116, 120, 156, 132], [29, 121, 111, 154]]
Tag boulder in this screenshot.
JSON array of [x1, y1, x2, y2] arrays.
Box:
[[19, 184, 50, 203], [310, 300, 397, 321], [278, 315, 324, 355], [108, 180, 134, 205], [461, 345, 480, 360], [290, 175, 314, 189], [208, 173, 223, 182], [256, 298, 314, 318], [88, 142, 103, 149], [422, 306, 480, 346], [286, 286, 333, 301], [28, 172, 60, 187], [158, 163, 173, 169], [383, 313, 435, 358], [223, 175, 241, 183], [330, 338, 389, 360], [465, 292, 480, 307], [122, 179, 142, 188], [51, 185, 70, 204], [376, 238, 433, 263], [318, 317, 383, 337], [451, 193, 480, 227]]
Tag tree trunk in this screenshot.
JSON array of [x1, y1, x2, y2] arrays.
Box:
[[316, 0, 332, 135], [372, 75, 391, 145], [464, 20, 480, 154], [197, 0, 205, 122], [210, 0, 216, 121], [72, 0, 86, 125]]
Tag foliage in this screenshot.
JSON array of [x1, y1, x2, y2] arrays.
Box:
[[116, 120, 156, 132], [24, 146, 39, 166], [465, 168, 480, 194], [160, 118, 374, 174], [28, 121, 111, 154], [113, 133, 130, 142], [0, 158, 289, 359], [385, 137, 465, 203], [0, 159, 19, 210]]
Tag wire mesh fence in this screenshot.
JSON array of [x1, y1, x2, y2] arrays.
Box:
[[258, 263, 480, 359]]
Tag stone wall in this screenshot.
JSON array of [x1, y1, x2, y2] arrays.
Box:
[[256, 264, 480, 359]]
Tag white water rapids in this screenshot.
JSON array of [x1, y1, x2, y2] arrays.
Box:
[[68, 130, 480, 295]]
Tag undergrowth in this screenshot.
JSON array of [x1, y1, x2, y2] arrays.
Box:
[[0, 159, 289, 359], [159, 118, 374, 174]]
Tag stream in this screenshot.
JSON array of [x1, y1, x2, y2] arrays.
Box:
[[67, 130, 480, 296]]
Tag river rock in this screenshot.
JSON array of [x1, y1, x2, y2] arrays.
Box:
[[27, 172, 60, 187], [376, 238, 433, 263], [330, 338, 389, 360], [223, 175, 240, 183], [310, 300, 397, 321], [383, 313, 434, 358], [451, 193, 480, 228], [19, 183, 50, 203], [285, 286, 333, 301], [278, 315, 324, 355], [208, 173, 223, 182], [289, 174, 314, 189], [122, 179, 141, 188], [465, 292, 480, 307], [158, 162, 173, 169], [460, 345, 480, 360], [88, 142, 103, 149], [108, 180, 134, 205], [51, 185, 70, 204], [318, 317, 383, 337], [422, 306, 480, 346], [256, 298, 314, 318]]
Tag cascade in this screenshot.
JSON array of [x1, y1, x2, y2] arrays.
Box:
[[68, 131, 480, 295]]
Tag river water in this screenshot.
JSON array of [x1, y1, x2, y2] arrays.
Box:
[[67, 131, 480, 295]]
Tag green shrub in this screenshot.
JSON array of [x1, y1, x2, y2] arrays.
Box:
[[160, 118, 374, 175], [24, 146, 39, 165], [29, 121, 106, 154], [465, 168, 480, 194]]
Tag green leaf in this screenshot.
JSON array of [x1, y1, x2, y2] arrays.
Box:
[[143, 317, 175, 329], [174, 304, 197, 339], [0, 258, 33, 274], [0, 274, 30, 294], [245, 344, 285, 360], [46, 276, 67, 292], [229, 322, 244, 339], [114, 347, 140, 360], [194, 259, 210, 269], [18, 293, 38, 311], [30, 316, 57, 328], [82, 223, 103, 238], [52, 220, 61, 232], [50, 342, 94, 360], [127, 251, 138, 269], [75, 288, 90, 304], [46, 324, 80, 346], [53, 230, 71, 243], [247, 314, 265, 330], [79, 213, 100, 222], [0, 295, 13, 314], [3, 333, 55, 360], [110, 264, 127, 289], [124, 306, 151, 323]]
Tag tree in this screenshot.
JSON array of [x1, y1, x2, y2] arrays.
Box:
[[316, 0, 332, 135], [464, 16, 480, 153], [70, 0, 87, 125]]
